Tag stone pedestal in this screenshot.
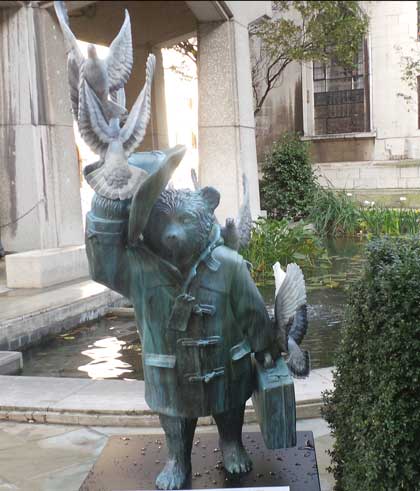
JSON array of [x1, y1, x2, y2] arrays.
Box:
[[0, 5, 83, 253]]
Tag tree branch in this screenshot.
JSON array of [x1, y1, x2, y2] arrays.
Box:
[[254, 56, 292, 116]]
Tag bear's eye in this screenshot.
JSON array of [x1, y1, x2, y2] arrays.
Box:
[[181, 215, 194, 224]]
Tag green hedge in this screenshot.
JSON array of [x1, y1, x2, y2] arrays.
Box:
[[322, 236, 420, 490]]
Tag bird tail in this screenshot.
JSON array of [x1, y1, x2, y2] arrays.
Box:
[[287, 337, 310, 378]]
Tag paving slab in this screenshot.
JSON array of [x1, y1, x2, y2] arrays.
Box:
[[54, 378, 149, 413], [0, 419, 333, 491], [0, 420, 78, 443], [25, 460, 96, 491], [0, 376, 93, 410], [0, 429, 106, 488]]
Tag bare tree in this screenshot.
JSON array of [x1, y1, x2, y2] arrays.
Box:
[[172, 39, 197, 64], [168, 38, 197, 81], [250, 1, 369, 116]]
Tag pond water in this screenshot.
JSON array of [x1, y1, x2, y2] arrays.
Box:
[[21, 238, 366, 380]]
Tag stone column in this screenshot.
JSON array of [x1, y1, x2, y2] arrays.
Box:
[[124, 44, 169, 152], [151, 47, 169, 150], [0, 5, 83, 253], [197, 19, 261, 222]]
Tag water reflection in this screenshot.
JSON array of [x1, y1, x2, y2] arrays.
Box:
[[21, 238, 366, 380], [22, 318, 143, 380], [78, 337, 133, 379]]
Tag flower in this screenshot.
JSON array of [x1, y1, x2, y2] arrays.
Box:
[[400, 196, 407, 201], [346, 192, 353, 197]]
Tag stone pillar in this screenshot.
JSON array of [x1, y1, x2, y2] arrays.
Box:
[[151, 47, 169, 150], [0, 5, 83, 253], [197, 20, 261, 222], [124, 44, 169, 152]]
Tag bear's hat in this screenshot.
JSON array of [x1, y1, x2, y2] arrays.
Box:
[[128, 144, 187, 241]]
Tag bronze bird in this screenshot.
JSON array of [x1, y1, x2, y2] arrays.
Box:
[[54, 0, 133, 120]]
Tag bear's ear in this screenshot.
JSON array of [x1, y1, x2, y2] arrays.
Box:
[[200, 186, 220, 213]]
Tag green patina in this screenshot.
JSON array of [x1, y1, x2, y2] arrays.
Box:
[[84, 147, 298, 488]]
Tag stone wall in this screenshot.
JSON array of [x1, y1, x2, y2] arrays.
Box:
[[302, 1, 420, 163], [314, 159, 420, 207], [0, 6, 83, 252]]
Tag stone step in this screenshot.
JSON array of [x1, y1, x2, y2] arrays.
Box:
[[108, 307, 135, 318], [0, 279, 126, 351], [0, 351, 23, 375], [5, 245, 89, 289], [0, 367, 333, 426]]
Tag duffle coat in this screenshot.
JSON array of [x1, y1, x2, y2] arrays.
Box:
[[86, 207, 274, 418]]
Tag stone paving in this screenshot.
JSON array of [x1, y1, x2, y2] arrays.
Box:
[[0, 419, 334, 491]]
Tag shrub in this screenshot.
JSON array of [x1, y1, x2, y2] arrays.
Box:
[[322, 236, 420, 490], [308, 187, 361, 237], [260, 133, 318, 220], [240, 218, 327, 284]]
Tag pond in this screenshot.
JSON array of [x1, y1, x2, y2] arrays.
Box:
[[21, 238, 366, 380]]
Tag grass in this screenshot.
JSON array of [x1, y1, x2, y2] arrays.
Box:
[[360, 207, 420, 236], [308, 187, 420, 237], [308, 188, 361, 237]]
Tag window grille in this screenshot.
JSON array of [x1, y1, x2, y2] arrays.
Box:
[[313, 41, 370, 135]]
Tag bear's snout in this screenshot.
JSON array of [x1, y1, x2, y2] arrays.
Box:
[[162, 224, 186, 250]]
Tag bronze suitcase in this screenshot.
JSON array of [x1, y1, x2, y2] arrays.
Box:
[[252, 356, 297, 449]]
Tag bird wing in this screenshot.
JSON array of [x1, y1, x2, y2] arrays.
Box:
[[54, 1, 83, 64], [106, 9, 133, 94], [273, 262, 307, 352], [289, 304, 308, 345], [54, 1, 84, 117], [237, 174, 252, 249], [287, 337, 310, 378], [120, 54, 156, 155], [78, 81, 113, 156]]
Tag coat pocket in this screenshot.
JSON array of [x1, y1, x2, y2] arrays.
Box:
[[230, 340, 251, 380], [144, 353, 177, 388], [144, 353, 176, 369]]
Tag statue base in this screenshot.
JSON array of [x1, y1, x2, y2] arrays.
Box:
[[80, 431, 320, 491]]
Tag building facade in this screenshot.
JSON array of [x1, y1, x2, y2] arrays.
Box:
[[255, 1, 420, 207]]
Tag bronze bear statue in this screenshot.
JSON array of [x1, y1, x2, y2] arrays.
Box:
[[85, 147, 275, 489]]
